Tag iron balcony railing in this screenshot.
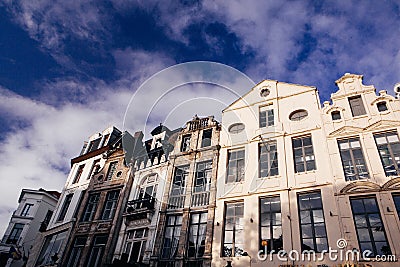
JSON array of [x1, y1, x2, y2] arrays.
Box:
[[126, 197, 155, 213]]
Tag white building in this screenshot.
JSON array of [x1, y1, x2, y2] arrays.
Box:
[[0, 188, 60, 267], [211, 74, 400, 267]]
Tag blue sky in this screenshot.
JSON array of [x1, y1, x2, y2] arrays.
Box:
[[0, 1, 399, 235]]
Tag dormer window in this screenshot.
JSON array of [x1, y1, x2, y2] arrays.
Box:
[[331, 111, 341, 121], [377, 102, 388, 112], [87, 138, 101, 153], [348, 95, 366, 117]]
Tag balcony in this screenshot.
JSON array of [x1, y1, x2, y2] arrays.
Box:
[[191, 191, 210, 207], [125, 197, 155, 220], [168, 195, 185, 209], [189, 117, 209, 131]]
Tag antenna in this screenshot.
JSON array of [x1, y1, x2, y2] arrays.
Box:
[[394, 83, 400, 99]]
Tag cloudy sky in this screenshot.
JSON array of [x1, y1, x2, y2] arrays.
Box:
[[0, 1, 399, 235]]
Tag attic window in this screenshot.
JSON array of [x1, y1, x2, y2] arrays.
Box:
[[289, 110, 308, 121], [377, 102, 388, 112], [331, 111, 341, 121], [260, 88, 270, 97]]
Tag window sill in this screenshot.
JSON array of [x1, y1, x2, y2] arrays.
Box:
[[294, 170, 317, 175]]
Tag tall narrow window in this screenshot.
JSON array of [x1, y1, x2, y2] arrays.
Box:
[[86, 235, 108, 267], [201, 129, 212, 147], [194, 161, 212, 193], [350, 197, 391, 256], [66, 236, 87, 267], [259, 105, 274, 127], [106, 161, 118, 181], [260, 196, 282, 253], [162, 215, 183, 259], [88, 159, 101, 180], [259, 142, 278, 177], [82, 193, 100, 222], [168, 166, 189, 209], [187, 212, 208, 258], [349, 95, 366, 117], [35, 231, 67, 266], [292, 136, 316, 173], [298, 192, 328, 252], [338, 138, 369, 181], [21, 203, 34, 216], [226, 149, 245, 183], [223, 202, 244, 257], [73, 164, 85, 184], [101, 190, 120, 220], [125, 229, 148, 264], [6, 223, 24, 244], [374, 132, 400, 176], [57, 194, 73, 222], [87, 138, 102, 153], [181, 135, 191, 152]]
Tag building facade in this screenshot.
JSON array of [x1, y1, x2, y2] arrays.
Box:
[[113, 124, 179, 266], [151, 116, 220, 267], [211, 74, 400, 267], [29, 126, 125, 267], [0, 189, 60, 267]]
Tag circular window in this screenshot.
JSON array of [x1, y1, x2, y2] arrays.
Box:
[[97, 175, 104, 182], [289, 109, 308, 121], [228, 123, 245, 134], [116, 171, 122, 178], [260, 88, 270, 97]]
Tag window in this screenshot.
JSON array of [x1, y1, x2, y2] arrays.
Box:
[[292, 136, 316, 173], [169, 166, 189, 209], [82, 193, 100, 222], [298, 192, 328, 252], [125, 229, 148, 264], [260, 196, 282, 253], [201, 129, 212, 147], [162, 215, 183, 259], [392, 194, 400, 220], [259, 105, 274, 127], [40, 210, 53, 231], [101, 190, 120, 220], [21, 203, 33, 216], [226, 149, 245, 183], [66, 236, 87, 267], [331, 111, 341, 120], [35, 231, 67, 266], [349, 95, 366, 116], [57, 194, 73, 221], [260, 88, 270, 97], [374, 131, 400, 176], [88, 159, 101, 180], [87, 138, 101, 153], [377, 102, 388, 112], [289, 109, 308, 121], [338, 138, 369, 181], [181, 134, 191, 152], [350, 197, 391, 256], [73, 164, 85, 184], [187, 213, 208, 258], [106, 161, 118, 181], [6, 223, 24, 244], [259, 142, 278, 177], [228, 123, 245, 134], [194, 161, 212, 193], [86, 235, 108, 267], [223, 202, 244, 257]]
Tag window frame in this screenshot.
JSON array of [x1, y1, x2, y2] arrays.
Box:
[[161, 215, 183, 259], [21, 203, 34, 217], [187, 212, 208, 258], [181, 134, 191, 152], [259, 105, 274, 128], [105, 161, 118, 181], [348, 95, 367, 117], [57, 194, 73, 222], [201, 129, 212, 147], [222, 201, 244, 257], [374, 131, 400, 176], [259, 196, 282, 254], [226, 149, 245, 183], [66, 236, 87, 267], [6, 223, 24, 244], [331, 111, 341, 121], [292, 135, 316, 173], [338, 137, 369, 181], [297, 191, 328, 253], [82, 193, 100, 222], [350, 196, 391, 256], [377, 102, 388, 112], [259, 141, 278, 178], [72, 164, 85, 184], [101, 190, 120, 220]]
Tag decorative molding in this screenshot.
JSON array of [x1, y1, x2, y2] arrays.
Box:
[[339, 181, 380, 194], [363, 120, 400, 132], [382, 177, 400, 191], [328, 126, 363, 137]]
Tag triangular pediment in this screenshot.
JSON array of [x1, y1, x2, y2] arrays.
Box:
[[328, 126, 363, 137], [340, 181, 380, 194], [364, 120, 400, 132]]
